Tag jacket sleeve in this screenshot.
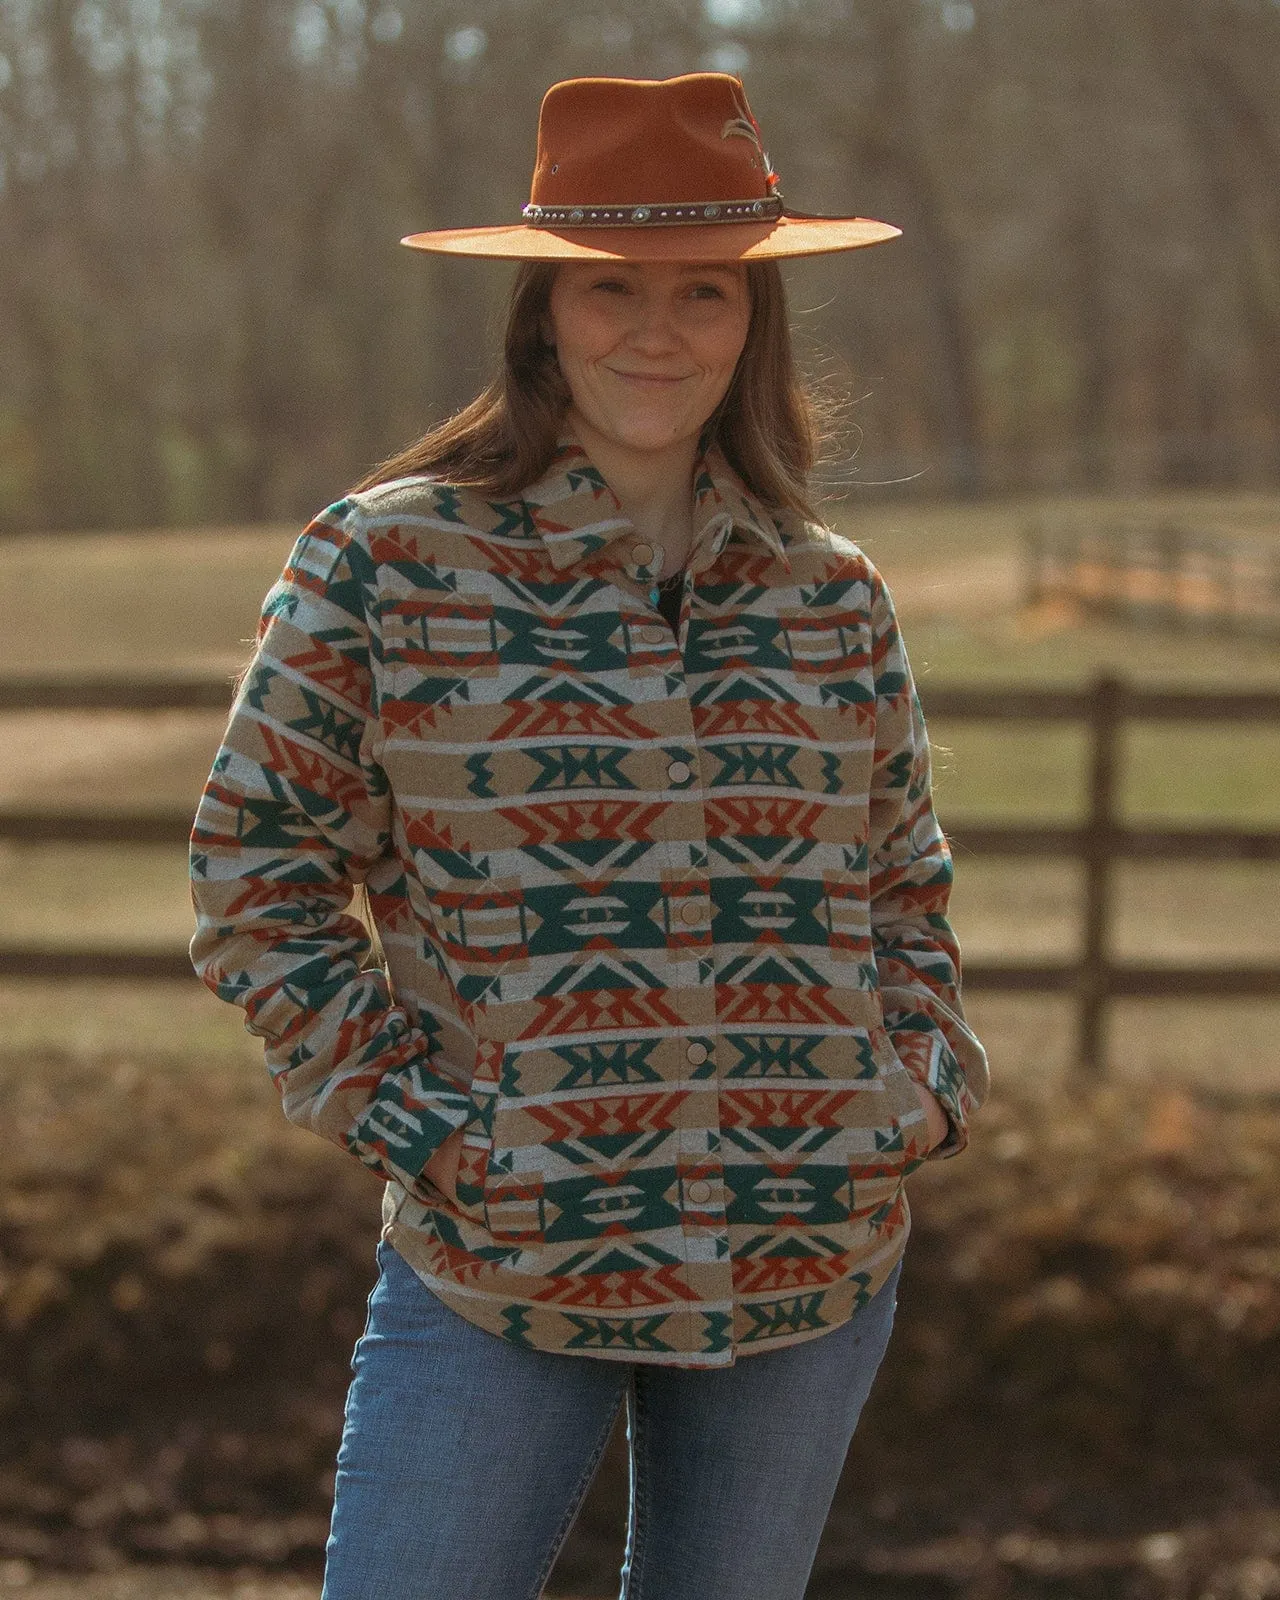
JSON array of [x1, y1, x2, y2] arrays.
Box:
[[866, 565, 989, 1158], [189, 498, 471, 1191]]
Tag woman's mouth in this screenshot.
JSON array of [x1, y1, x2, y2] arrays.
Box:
[[609, 369, 690, 387]]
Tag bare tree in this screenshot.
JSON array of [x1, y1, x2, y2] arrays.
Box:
[[1, 0, 1277, 530]]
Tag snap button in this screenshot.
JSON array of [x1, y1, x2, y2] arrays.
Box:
[[631, 541, 655, 566], [641, 625, 667, 645], [667, 759, 692, 784], [679, 900, 705, 926], [686, 1179, 713, 1204], [686, 1042, 710, 1066]]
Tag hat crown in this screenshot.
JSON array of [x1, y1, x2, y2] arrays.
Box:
[[529, 74, 775, 210]]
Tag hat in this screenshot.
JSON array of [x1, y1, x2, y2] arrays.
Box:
[[400, 73, 901, 262]]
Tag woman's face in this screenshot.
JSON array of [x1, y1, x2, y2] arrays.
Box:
[[546, 260, 751, 465]]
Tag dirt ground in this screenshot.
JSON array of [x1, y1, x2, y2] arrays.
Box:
[[0, 1563, 603, 1598], [0, 1564, 600, 1598], [0, 1567, 317, 1599]]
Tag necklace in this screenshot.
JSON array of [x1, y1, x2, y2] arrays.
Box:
[[651, 570, 684, 632]]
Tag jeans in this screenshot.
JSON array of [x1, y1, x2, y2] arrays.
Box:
[[321, 1239, 902, 1600]]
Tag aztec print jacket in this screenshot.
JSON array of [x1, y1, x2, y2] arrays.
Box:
[[189, 439, 988, 1367]]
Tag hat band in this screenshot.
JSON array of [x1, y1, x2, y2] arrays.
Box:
[[522, 196, 785, 229]]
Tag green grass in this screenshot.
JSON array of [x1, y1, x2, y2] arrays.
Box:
[[834, 485, 1280, 573], [1, 975, 1275, 1094], [907, 613, 1280, 691], [0, 525, 298, 677], [839, 489, 1280, 824], [0, 975, 262, 1067], [927, 719, 1280, 825], [0, 842, 193, 948], [837, 485, 1280, 700]]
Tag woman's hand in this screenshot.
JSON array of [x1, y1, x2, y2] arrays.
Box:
[[911, 1077, 950, 1154], [422, 1125, 466, 1204]]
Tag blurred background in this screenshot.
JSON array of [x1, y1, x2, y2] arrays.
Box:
[[1, 0, 1280, 525], [1, 2, 1279, 1597]]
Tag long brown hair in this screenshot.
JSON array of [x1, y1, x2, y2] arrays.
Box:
[[351, 260, 825, 522]]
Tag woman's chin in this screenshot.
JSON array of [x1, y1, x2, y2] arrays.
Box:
[[596, 416, 706, 459]]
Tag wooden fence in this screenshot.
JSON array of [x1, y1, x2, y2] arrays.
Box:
[[1, 673, 1278, 1073], [1025, 520, 1280, 637]]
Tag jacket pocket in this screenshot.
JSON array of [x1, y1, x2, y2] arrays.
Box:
[[476, 1094, 549, 1244], [449, 1072, 497, 1221], [464, 1042, 549, 1244], [474, 1038, 678, 1247], [409, 1040, 500, 1224]]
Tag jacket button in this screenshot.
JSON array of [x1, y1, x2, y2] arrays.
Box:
[[686, 1042, 710, 1065], [680, 900, 705, 925], [667, 759, 692, 784], [631, 541, 655, 566], [642, 624, 667, 644], [686, 1179, 713, 1204]]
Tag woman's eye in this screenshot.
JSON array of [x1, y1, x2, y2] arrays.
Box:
[[688, 283, 727, 300], [592, 279, 630, 294]]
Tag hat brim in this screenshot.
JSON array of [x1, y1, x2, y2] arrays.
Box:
[[400, 213, 901, 262]]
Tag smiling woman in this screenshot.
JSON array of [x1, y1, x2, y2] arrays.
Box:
[[188, 70, 987, 1600]]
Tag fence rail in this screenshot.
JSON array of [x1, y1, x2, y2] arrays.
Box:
[[1025, 519, 1280, 638], [2, 673, 1279, 1072]]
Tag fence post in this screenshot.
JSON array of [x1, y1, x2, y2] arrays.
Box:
[[1079, 674, 1122, 1074], [1213, 535, 1236, 634], [1157, 523, 1186, 630], [1023, 520, 1046, 608]]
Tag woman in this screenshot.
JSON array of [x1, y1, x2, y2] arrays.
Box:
[[190, 72, 988, 1600]]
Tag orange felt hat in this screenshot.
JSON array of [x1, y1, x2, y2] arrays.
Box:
[[400, 73, 901, 262]]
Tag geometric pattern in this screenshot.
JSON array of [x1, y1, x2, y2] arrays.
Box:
[[189, 437, 988, 1367]]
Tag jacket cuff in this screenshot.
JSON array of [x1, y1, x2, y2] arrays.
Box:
[[346, 1064, 474, 1193], [888, 1026, 974, 1159]]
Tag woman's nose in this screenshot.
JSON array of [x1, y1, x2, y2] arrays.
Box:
[[625, 295, 682, 352]]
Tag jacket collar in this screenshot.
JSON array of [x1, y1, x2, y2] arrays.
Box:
[[523, 435, 790, 575]]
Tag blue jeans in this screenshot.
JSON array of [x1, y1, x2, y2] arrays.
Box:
[[322, 1240, 902, 1600]]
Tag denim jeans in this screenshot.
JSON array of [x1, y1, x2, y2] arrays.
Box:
[[321, 1239, 902, 1600]]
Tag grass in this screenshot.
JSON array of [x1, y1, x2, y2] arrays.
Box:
[[0, 524, 299, 679], [926, 718, 1280, 825], [853, 490, 1280, 826], [836, 484, 1280, 562], [838, 486, 1280, 696], [907, 612, 1280, 692]]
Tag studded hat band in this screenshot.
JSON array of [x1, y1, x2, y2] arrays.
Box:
[[521, 196, 786, 229]]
